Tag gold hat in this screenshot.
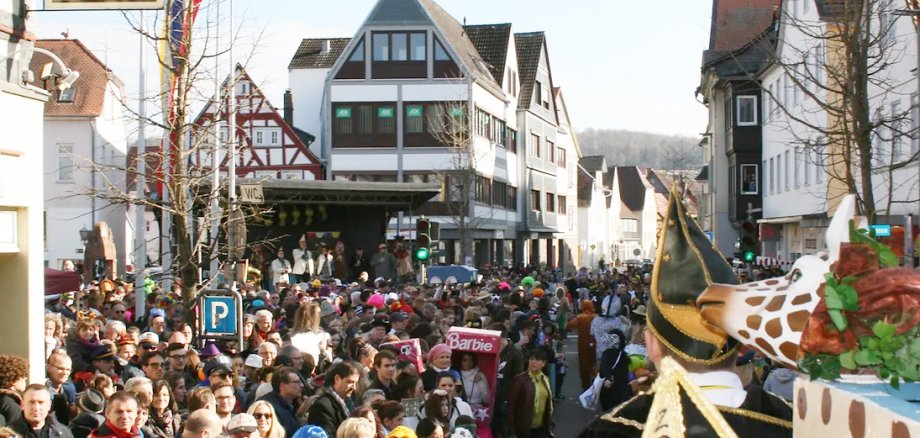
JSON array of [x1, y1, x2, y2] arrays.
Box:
[[648, 190, 739, 364]]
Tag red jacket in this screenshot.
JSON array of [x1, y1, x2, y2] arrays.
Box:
[[508, 371, 553, 434]]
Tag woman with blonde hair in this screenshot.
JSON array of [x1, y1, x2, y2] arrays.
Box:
[[335, 417, 376, 438], [290, 302, 330, 367], [247, 400, 285, 438]]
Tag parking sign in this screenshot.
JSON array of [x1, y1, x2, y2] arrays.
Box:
[[197, 290, 243, 344]]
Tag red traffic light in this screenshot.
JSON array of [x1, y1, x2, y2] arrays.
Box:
[[417, 233, 431, 247], [741, 221, 756, 233]]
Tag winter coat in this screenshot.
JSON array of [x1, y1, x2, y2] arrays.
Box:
[[495, 343, 524, 403], [307, 391, 350, 438], [68, 412, 104, 438], [0, 389, 23, 426], [508, 371, 553, 435], [65, 332, 99, 374], [9, 414, 74, 438], [88, 420, 142, 438]]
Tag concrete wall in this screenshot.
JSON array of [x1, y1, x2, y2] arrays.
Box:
[[288, 68, 329, 158]]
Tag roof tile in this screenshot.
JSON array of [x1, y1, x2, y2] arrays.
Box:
[[288, 38, 351, 69], [514, 31, 544, 111], [463, 23, 511, 86], [30, 39, 119, 118]]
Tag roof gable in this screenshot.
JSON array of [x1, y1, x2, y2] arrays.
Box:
[[365, 0, 431, 25], [463, 23, 511, 86], [289, 38, 351, 69], [579, 155, 606, 173], [709, 0, 780, 51], [514, 31, 544, 111], [31, 39, 120, 118], [616, 166, 650, 212]]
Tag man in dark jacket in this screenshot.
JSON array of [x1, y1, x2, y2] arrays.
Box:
[[308, 362, 358, 437], [9, 384, 74, 438], [256, 367, 302, 438], [508, 349, 553, 438]]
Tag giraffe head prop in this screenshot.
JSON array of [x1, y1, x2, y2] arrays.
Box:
[[696, 195, 859, 368]]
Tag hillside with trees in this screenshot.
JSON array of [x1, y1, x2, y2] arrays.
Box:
[[577, 128, 704, 171]]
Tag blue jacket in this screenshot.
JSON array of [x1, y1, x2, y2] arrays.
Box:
[[257, 391, 301, 438]]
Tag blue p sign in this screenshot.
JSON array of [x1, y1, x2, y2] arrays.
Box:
[[203, 295, 237, 336]]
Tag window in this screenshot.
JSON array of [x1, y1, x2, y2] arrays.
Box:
[[557, 147, 565, 167], [255, 130, 264, 145], [337, 38, 365, 79], [406, 105, 424, 134], [270, 130, 279, 145], [508, 186, 518, 211], [547, 140, 555, 163], [541, 84, 550, 109], [433, 37, 460, 78], [912, 93, 919, 154], [58, 87, 75, 102], [891, 101, 902, 161], [784, 151, 790, 191], [255, 171, 276, 180], [769, 157, 775, 194], [475, 108, 492, 140], [736, 95, 758, 126], [531, 189, 541, 211], [57, 143, 74, 181], [794, 147, 801, 187], [815, 44, 825, 85], [373, 33, 389, 61], [506, 128, 517, 152], [534, 81, 543, 107], [546, 193, 555, 212], [804, 149, 811, 185], [371, 31, 427, 79], [763, 160, 768, 194], [767, 84, 773, 120], [492, 180, 507, 208], [239, 82, 249, 95], [740, 164, 758, 195], [816, 149, 824, 182], [784, 74, 791, 107], [492, 117, 507, 146], [332, 102, 398, 148], [404, 102, 465, 147], [558, 195, 567, 215], [793, 66, 801, 104], [530, 133, 541, 158], [282, 171, 301, 180]]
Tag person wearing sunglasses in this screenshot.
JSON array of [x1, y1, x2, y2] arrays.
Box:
[[247, 400, 285, 438], [140, 351, 166, 383]]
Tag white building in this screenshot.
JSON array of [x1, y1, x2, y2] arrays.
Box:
[[32, 39, 131, 273], [288, 0, 581, 268], [577, 156, 609, 268], [0, 4, 56, 380]]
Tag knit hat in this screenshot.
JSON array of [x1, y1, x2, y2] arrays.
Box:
[[319, 300, 337, 318], [428, 343, 452, 363], [293, 425, 329, 438]]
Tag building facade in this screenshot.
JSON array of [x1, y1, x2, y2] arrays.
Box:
[[32, 39, 131, 273], [287, 0, 581, 268]]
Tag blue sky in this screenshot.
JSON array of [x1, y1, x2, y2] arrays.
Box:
[[33, 0, 712, 137]]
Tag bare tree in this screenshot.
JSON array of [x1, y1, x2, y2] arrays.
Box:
[[77, 0, 271, 319], [427, 102, 494, 264], [754, 0, 919, 220]]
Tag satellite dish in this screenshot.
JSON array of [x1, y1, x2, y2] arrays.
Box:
[[633, 248, 641, 256]]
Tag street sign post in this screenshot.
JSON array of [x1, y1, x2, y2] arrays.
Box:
[[197, 289, 243, 346]]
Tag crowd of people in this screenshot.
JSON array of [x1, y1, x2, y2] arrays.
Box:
[[0, 247, 676, 438]]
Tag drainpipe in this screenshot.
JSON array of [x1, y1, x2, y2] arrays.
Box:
[[90, 119, 97, 226]]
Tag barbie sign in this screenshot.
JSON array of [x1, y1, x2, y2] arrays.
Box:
[[446, 328, 500, 353]]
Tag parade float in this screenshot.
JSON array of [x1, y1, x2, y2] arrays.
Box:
[[697, 195, 920, 437]]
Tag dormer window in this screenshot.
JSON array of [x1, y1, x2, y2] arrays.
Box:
[[372, 31, 427, 79], [58, 87, 75, 103]]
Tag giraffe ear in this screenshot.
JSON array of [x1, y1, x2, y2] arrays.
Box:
[[826, 194, 856, 263]]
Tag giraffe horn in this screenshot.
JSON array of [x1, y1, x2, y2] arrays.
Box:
[[826, 195, 856, 263]]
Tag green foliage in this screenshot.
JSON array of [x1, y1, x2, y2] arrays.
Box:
[[823, 272, 858, 331], [799, 353, 842, 381]]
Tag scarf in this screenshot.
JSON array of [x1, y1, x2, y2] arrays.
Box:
[[150, 409, 175, 436], [327, 388, 351, 417], [102, 419, 141, 438]]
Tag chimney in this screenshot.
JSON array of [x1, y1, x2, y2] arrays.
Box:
[[283, 89, 294, 125], [321, 39, 331, 54]]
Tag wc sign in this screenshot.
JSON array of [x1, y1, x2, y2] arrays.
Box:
[[198, 290, 243, 343]]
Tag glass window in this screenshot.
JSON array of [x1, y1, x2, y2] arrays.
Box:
[[410, 33, 426, 61], [357, 105, 373, 134], [349, 39, 365, 62], [392, 33, 408, 61], [736, 95, 757, 126], [373, 33, 389, 61], [271, 130, 279, 145], [794, 147, 801, 187], [334, 106, 353, 134], [804, 150, 811, 185], [531, 190, 541, 211], [255, 130, 263, 145], [58, 88, 75, 102], [377, 106, 395, 134], [434, 38, 449, 61], [57, 143, 74, 181], [531, 133, 541, 157], [740, 164, 758, 195], [406, 105, 424, 133], [769, 157, 774, 194]]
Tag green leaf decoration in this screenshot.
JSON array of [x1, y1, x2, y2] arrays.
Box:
[[850, 220, 899, 268], [909, 338, 920, 359], [874, 321, 897, 340], [829, 310, 849, 332], [840, 350, 857, 370]]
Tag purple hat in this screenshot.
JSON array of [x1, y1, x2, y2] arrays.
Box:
[[198, 342, 221, 359]]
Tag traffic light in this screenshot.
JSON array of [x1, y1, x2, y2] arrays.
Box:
[[415, 218, 431, 261], [739, 218, 759, 263]]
